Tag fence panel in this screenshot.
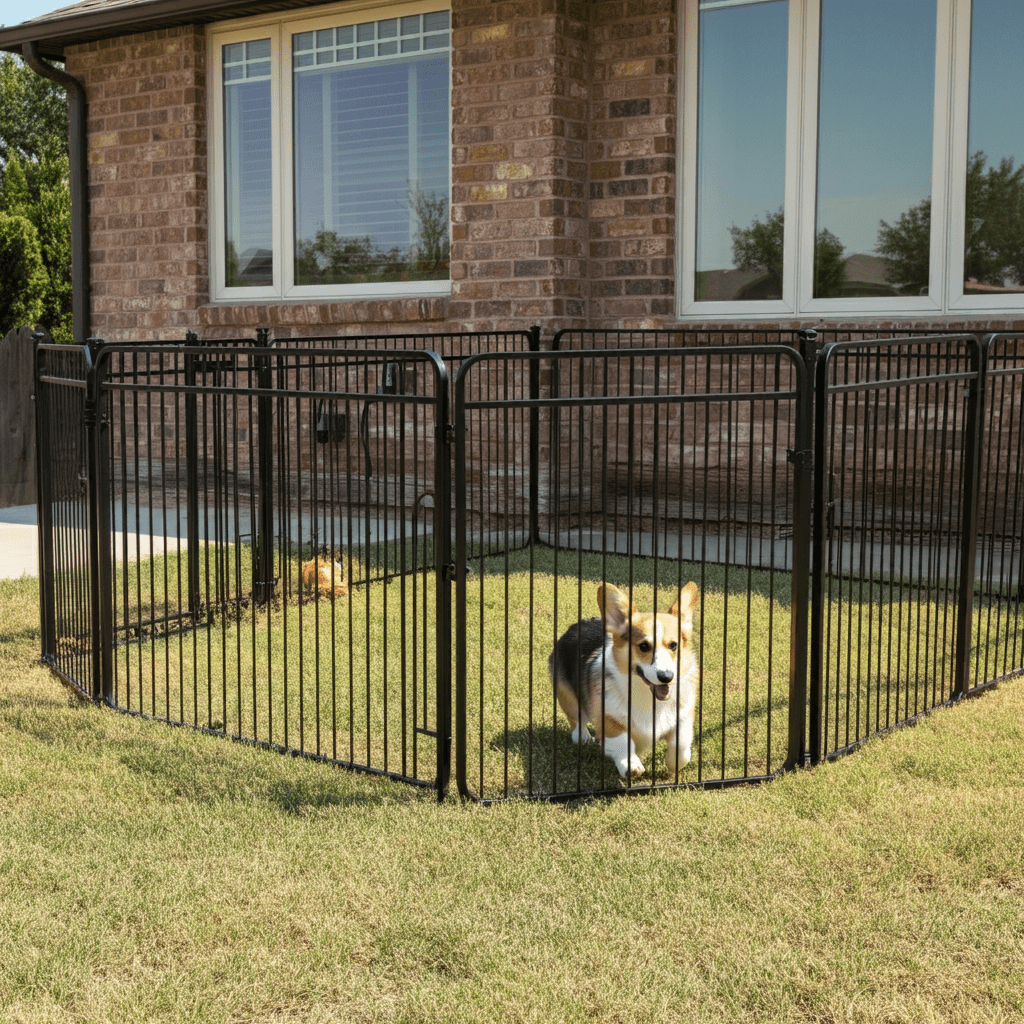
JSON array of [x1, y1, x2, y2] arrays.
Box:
[[95, 343, 451, 793], [222, 331, 540, 564], [972, 333, 1024, 690], [810, 335, 986, 762], [34, 342, 95, 695], [454, 346, 810, 802]]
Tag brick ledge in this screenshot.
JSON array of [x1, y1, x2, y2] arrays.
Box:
[[197, 296, 451, 336]]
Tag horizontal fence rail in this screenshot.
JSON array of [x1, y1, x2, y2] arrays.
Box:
[[32, 328, 1024, 802]]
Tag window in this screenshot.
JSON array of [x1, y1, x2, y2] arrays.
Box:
[[680, 0, 1024, 318], [211, 3, 451, 301]]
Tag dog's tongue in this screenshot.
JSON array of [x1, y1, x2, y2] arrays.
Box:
[[652, 682, 670, 701]]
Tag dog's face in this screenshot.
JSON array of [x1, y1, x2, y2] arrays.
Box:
[[597, 582, 699, 701]]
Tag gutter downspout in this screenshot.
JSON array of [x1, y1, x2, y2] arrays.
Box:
[[22, 42, 90, 348]]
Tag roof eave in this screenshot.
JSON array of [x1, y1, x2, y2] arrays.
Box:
[[0, 0, 302, 60]]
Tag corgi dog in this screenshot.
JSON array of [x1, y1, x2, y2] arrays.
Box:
[[549, 582, 699, 780]]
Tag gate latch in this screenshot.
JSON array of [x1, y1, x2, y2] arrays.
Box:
[[786, 448, 813, 471]]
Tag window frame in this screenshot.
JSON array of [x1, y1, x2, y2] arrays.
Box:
[[208, 0, 452, 304], [677, 0, 1017, 319]]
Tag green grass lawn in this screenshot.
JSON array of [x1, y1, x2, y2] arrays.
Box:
[[61, 544, 800, 798], [42, 541, 1024, 803], [2, 574, 1023, 1023]]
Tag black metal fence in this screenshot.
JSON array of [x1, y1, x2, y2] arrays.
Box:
[[33, 328, 1024, 801]]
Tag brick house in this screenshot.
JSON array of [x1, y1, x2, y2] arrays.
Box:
[[2, 0, 1023, 344]]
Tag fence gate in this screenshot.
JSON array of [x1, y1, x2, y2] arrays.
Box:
[[35, 342, 97, 694], [37, 340, 453, 796], [453, 345, 812, 802]]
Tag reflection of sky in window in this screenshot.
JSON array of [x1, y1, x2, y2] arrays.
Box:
[[816, 0, 935, 259], [968, 0, 1024, 167], [696, 0, 787, 273]]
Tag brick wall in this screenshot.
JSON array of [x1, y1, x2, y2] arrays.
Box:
[[67, 25, 208, 342], [449, 1, 590, 328], [64, 2, 1024, 342], [587, 1, 677, 328]]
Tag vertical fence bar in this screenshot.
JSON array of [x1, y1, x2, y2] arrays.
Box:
[[34, 338, 58, 665], [184, 332, 201, 622], [86, 338, 113, 704], [528, 324, 541, 545], [453, 352, 470, 800], [952, 336, 985, 700], [254, 327, 275, 604], [808, 343, 833, 765], [786, 348, 813, 768], [433, 356, 453, 800]]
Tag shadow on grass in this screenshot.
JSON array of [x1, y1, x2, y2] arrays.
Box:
[[117, 736, 434, 811], [480, 723, 716, 800]]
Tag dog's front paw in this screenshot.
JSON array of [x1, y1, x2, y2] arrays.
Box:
[[665, 745, 691, 776], [617, 755, 645, 779], [571, 723, 593, 745]]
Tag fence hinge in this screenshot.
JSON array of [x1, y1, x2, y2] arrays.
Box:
[[787, 448, 813, 471]]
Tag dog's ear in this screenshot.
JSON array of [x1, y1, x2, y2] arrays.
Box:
[[597, 584, 634, 634], [669, 582, 699, 639]]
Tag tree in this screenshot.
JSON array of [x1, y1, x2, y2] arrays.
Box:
[[813, 228, 847, 298], [0, 53, 69, 170], [963, 151, 1024, 287], [876, 198, 931, 294], [730, 207, 785, 296], [294, 229, 405, 286], [0, 54, 71, 340], [0, 211, 48, 336], [294, 189, 449, 286], [408, 187, 450, 276], [1, 151, 73, 340]]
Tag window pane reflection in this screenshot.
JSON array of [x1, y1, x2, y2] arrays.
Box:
[[816, 0, 936, 298], [292, 14, 450, 286], [223, 40, 273, 287], [963, 0, 1024, 293], [695, 0, 788, 302]]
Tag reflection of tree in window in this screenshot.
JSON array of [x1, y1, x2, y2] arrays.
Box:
[[727, 208, 847, 299], [294, 186, 449, 286], [878, 152, 1024, 294]]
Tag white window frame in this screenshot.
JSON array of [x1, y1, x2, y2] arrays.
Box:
[[208, 0, 451, 304], [678, 0, 1021, 319]]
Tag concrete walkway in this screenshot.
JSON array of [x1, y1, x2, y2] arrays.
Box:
[[0, 505, 39, 580], [5, 502, 1015, 589]]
